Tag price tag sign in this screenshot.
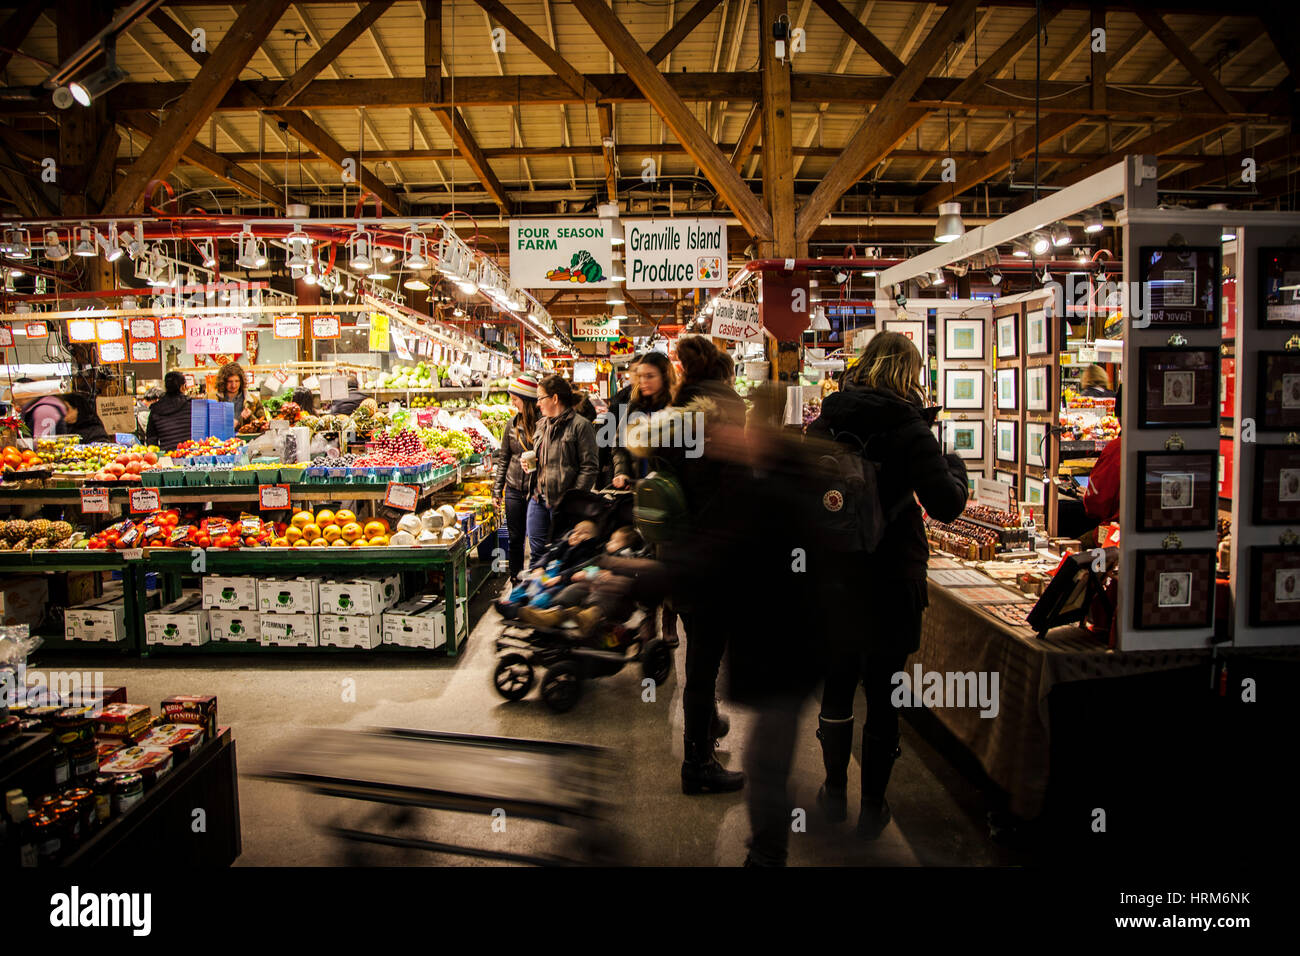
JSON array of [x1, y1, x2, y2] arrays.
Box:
[[95, 319, 124, 343], [384, 482, 419, 511], [274, 316, 303, 339], [120, 548, 144, 561], [25, 322, 48, 339], [97, 341, 127, 363], [1077, 345, 1098, 364], [393, 330, 412, 360], [368, 312, 390, 351], [258, 484, 291, 510], [185, 317, 243, 354], [129, 488, 161, 514], [129, 317, 158, 341], [130, 339, 160, 362], [67, 318, 97, 342], [311, 315, 340, 339], [0, 325, 12, 347], [79, 487, 110, 514], [158, 316, 185, 339]]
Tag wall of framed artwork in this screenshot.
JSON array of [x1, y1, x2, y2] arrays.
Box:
[[995, 419, 1018, 463], [943, 419, 984, 460], [933, 303, 995, 480]]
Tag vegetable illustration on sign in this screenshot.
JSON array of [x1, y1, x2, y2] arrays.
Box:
[[545, 249, 606, 284]]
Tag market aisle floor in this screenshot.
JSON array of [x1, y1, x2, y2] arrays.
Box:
[[78, 581, 1017, 867]]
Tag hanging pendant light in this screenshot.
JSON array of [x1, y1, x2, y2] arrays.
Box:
[[347, 226, 373, 271], [43, 228, 70, 262], [934, 202, 965, 243], [73, 224, 96, 257], [404, 229, 429, 270]]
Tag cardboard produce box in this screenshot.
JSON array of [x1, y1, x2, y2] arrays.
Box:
[[146, 594, 210, 646], [382, 596, 445, 649], [319, 613, 383, 649], [63, 596, 127, 643], [318, 575, 401, 616], [258, 612, 318, 647], [258, 577, 320, 613], [0, 576, 49, 628], [207, 608, 259, 643], [201, 575, 258, 610]]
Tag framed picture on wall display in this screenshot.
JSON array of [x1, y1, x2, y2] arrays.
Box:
[[943, 369, 984, 410], [995, 314, 1018, 358], [1025, 310, 1051, 355], [883, 320, 925, 349], [1133, 549, 1217, 630], [995, 470, 1017, 488], [1136, 450, 1217, 531], [1137, 347, 1220, 428], [1255, 351, 1300, 430], [1138, 246, 1220, 328], [1249, 547, 1300, 626], [996, 367, 1018, 410], [1026, 365, 1050, 411], [1257, 247, 1300, 327], [1023, 477, 1045, 506], [944, 420, 983, 460], [943, 318, 984, 360], [1025, 421, 1049, 468], [996, 419, 1018, 462], [1253, 445, 1300, 524]]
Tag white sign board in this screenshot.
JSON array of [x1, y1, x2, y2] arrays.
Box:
[[96, 396, 136, 435], [709, 296, 763, 342], [185, 317, 243, 355], [573, 315, 620, 340], [974, 477, 1012, 512], [574, 361, 597, 383], [625, 219, 727, 289], [509, 219, 613, 288]]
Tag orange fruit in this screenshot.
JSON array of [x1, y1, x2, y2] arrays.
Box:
[[367, 535, 389, 547], [350, 538, 368, 547], [334, 509, 356, 525], [322, 525, 343, 543], [292, 540, 310, 548], [311, 539, 330, 547], [340, 521, 364, 543], [290, 512, 312, 530], [285, 526, 303, 544], [363, 519, 387, 539], [271, 537, 288, 548], [330, 539, 349, 547], [301, 523, 321, 541], [314, 509, 336, 528]]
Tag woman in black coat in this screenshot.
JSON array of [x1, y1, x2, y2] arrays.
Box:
[[145, 371, 193, 452], [493, 373, 541, 582], [805, 331, 969, 840]]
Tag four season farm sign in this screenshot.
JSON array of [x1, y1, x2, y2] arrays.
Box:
[[509, 219, 614, 288]]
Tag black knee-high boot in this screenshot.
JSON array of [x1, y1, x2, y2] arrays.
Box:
[[815, 715, 854, 822], [857, 731, 901, 840]]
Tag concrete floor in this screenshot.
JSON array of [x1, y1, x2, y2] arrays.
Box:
[[60, 578, 1021, 867]]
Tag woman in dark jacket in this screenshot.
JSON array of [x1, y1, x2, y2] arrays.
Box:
[[611, 351, 675, 489], [806, 331, 969, 840], [532, 375, 598, 562], [493, 373, 541, 581], [60, 393, 110, 443], [145, 372, 194, 452], [658, 335, 748, 795]]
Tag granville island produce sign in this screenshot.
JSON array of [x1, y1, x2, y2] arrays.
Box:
[[625, 218, 727, 289], [509, 219, 614, 288]]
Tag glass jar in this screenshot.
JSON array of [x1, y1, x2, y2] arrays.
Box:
[[31, 813, 60, 864], [110, 773, 144, 815], [65, 787, 96, 834]]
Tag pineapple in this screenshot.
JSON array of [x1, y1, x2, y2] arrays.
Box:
[[27, 518, 52, 538], [50, 521, 73, 540], [2, 519, 28, 542], [54, 537, 74, 549], [30, 537, 51, 550], [12, 536, 32, 550]]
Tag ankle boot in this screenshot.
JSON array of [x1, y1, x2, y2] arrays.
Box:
[[815, 715, 854, 823], [709, 703, 730, 741], [856, 731, 901, 840], [681, 735, 744, 795], [518, 605, 570, 630]]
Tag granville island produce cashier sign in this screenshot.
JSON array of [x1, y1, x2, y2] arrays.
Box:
[[625, 219, 727, 289]]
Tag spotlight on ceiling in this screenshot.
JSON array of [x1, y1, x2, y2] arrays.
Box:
[[1050, 221, 1072, 248], [43, 228, 70, 262], [931, 270, 946, 287], [989, 267, 1003, 286], [68, 37, 127, 107], [934, 201, 965, 243], [1011, 239, 1031, 258], [199, 238, 216, 269], [403, 229, 429, 271], [347, 226, 373, 272], [1029, 231, 1051, 256], [97, 224, 123, 262], [1083, 207, 1105, 234]]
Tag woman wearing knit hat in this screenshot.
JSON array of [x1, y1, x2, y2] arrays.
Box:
[[494, 372, 543, 581]]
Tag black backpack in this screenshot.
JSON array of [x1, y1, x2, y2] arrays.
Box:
[[634, 467, 688, 545], [808, 429, 904, 553]]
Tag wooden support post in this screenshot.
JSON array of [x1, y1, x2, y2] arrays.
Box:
[[424, 0, 442, 105], [1090, 4, 1106, 111], [759, 0, 795, 258]]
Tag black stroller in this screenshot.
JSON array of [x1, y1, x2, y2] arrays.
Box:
[[493, 489, 674, 712]]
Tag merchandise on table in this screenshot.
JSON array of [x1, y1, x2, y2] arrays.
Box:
[[0, 519, 80, 551]]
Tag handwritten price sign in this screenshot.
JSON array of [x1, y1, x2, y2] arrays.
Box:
[[311, 315, 340, 339], [185, 316, 244, 355], [158, 316, 185, 339], [384, 482, 419, 511], [129, 317, 158, 341], [274, 316, 302, 339], [258, 484, 291, 510], [129, 488, 161, 514], [130, 339, 160, 362], [79, 488, 110, 514]]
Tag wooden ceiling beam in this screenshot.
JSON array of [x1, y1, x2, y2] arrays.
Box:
[[118, 110, 285, 209], [1159, 131, 1295, 191], [271, 0, 395, 107], [597, 103, 617, 203], [147, 8, 208, 66], [1050, 117, 1235, 189], [468, 0, 593, 98], [810, 0, 904, 76], [104, 0, 292, 215], [1136, 10, 1243, 113], [647, 0, 725, 65], [796, 0, 979, 240], [272, 109, 404, 214], [572, 0, 771, 238], [431, 107, 512, 214], [0, 0, 46, 74]]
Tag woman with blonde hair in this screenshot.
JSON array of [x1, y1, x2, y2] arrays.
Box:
[[806, 331, 969, 840]]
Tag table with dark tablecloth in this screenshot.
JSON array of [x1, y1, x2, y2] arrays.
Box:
[[908, 582, 1212, 819]]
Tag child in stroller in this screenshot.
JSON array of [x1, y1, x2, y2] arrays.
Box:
[[494, 520, 604, 620]]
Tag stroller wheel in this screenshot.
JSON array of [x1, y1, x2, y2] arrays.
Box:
[[540, 661, 583, 713], [640, 637, 673, 686], [494, 653, 535, 701]]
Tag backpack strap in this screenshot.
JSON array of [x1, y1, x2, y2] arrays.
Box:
[[829, 426, 913, 522]]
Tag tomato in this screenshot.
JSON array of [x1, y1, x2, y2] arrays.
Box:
[[87, 538, 106, 550], [195, 534, 211, 548], [244, 536, 259, 547]]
